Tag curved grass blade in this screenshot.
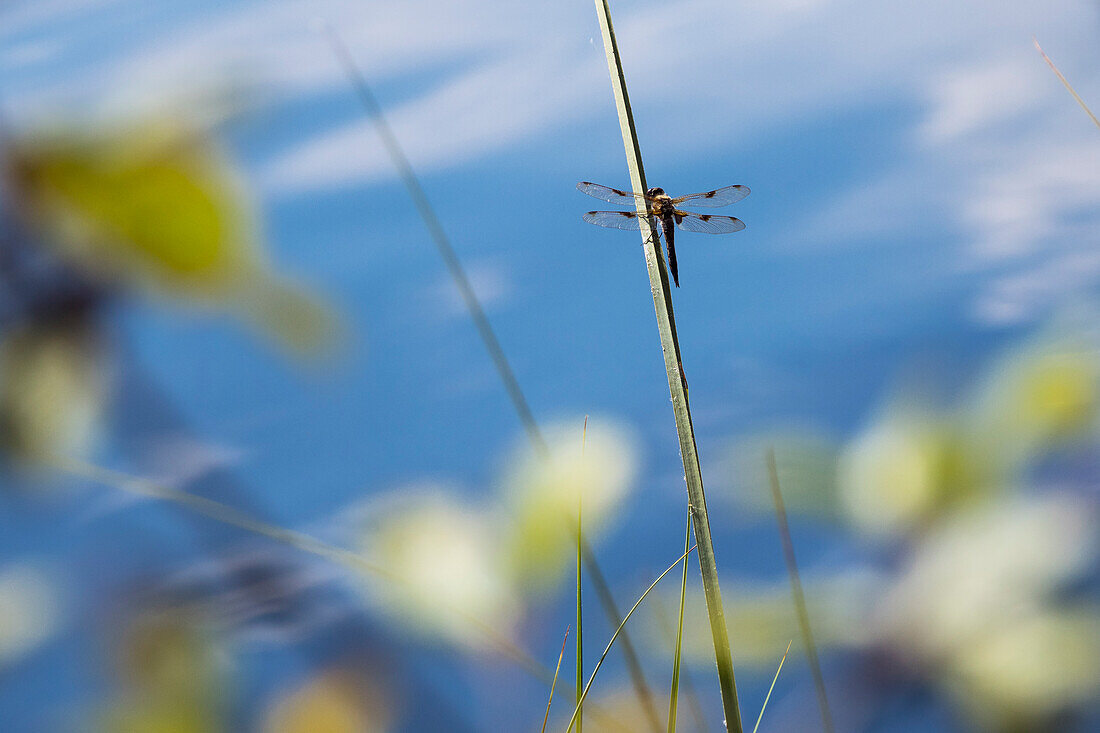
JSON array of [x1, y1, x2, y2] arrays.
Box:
[[591, 1, 743, 729], [543, 626, 572, 733], [1033, 37, 1100, 130], [582, 540, 663, 733], [667, 508, 692, 732], [752, 641, 793, 733], [766, 449, 833, 732], [563, 544, 697, 733]]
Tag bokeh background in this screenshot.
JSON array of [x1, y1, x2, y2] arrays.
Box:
[[1, 0, 1099, 731]]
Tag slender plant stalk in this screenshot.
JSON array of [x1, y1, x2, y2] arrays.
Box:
[[651, 596, 708, 732], [322, 29, 659, 721], [543, 626, 572, 733], [577, 417, 586, 733], [564, 545, 697, 733], [591, 1, 742, 729], [667, 508, 692, 733], [751, 641, 793, 733], [766, 449, 833, 733], [1033, 37, 1100, 130]]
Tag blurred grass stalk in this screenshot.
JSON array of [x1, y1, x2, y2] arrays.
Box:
[[321, 24, 659, 724], [766, 449, 834, 732], [591, 0, 743, 729]]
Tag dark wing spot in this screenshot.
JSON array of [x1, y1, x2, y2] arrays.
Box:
[[700, 214, 712, 221], [703, 191, 716, 198], [611, 188, 631, 197]]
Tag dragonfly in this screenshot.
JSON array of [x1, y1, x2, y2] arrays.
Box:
[[577, 181, 749, 287]]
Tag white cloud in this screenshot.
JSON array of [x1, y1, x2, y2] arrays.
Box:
[[4, 0, 1100, 324]]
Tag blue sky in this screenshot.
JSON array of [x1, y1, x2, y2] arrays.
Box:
[[2, 0, 1100, 730]]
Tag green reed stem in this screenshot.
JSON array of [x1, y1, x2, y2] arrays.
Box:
[[591, 1, 743, 729], [667, 508, 691, 732]]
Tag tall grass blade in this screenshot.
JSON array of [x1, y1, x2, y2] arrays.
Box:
[[543, 626, 572, 733], [751, 641, 792, 733], [667, 508, 692, 733], [766, 448, 833, 733], [651, 596, 708, 732], [564, 544, 697, 733], [1033, 37, 1100, 130], [590, 1, 743, 729]]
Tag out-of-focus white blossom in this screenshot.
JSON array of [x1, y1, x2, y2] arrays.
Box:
[[0, 561, 62, 665], [837, 411, 970, 536], [357, 489, 519, 648], [969, 335, 1100, 469], [499, 418, 638, 590], [867, 494, 1100, 725]]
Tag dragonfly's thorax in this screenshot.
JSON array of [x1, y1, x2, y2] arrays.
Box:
[[646, 187, 675, 217]]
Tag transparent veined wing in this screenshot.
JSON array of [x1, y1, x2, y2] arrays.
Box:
[[674, 212, 746, 233], [671, 184, 750, 208], [583, 210, 649, 230], [577, 181, 649, 206]]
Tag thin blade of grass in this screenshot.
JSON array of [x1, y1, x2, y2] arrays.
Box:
[[577, 417, 587, 733], [320, 29, 658, 722], [543, 626, 573, 733], [564, 544, 697, 733], [751, 641, 793, 733], [591, 2, 742, 729], [667, 508, 692, 733], [766, 448, 833, 733], [651, 596, 708, 732], [1034, 37, 1100, 130]]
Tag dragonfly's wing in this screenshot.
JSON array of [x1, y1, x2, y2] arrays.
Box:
[[674, 212, 746, 234], [583, 210, 648, 230], [671, 184, 750, 208], [577, 181, 649, 206]]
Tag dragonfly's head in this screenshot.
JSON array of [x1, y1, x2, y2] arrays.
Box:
[[646, 186, 666, 198]]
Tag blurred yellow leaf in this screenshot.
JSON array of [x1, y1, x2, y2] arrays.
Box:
[[499, 418, 637, 591], [264, 670, 391, 733], [5, 120, 337, 355]]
